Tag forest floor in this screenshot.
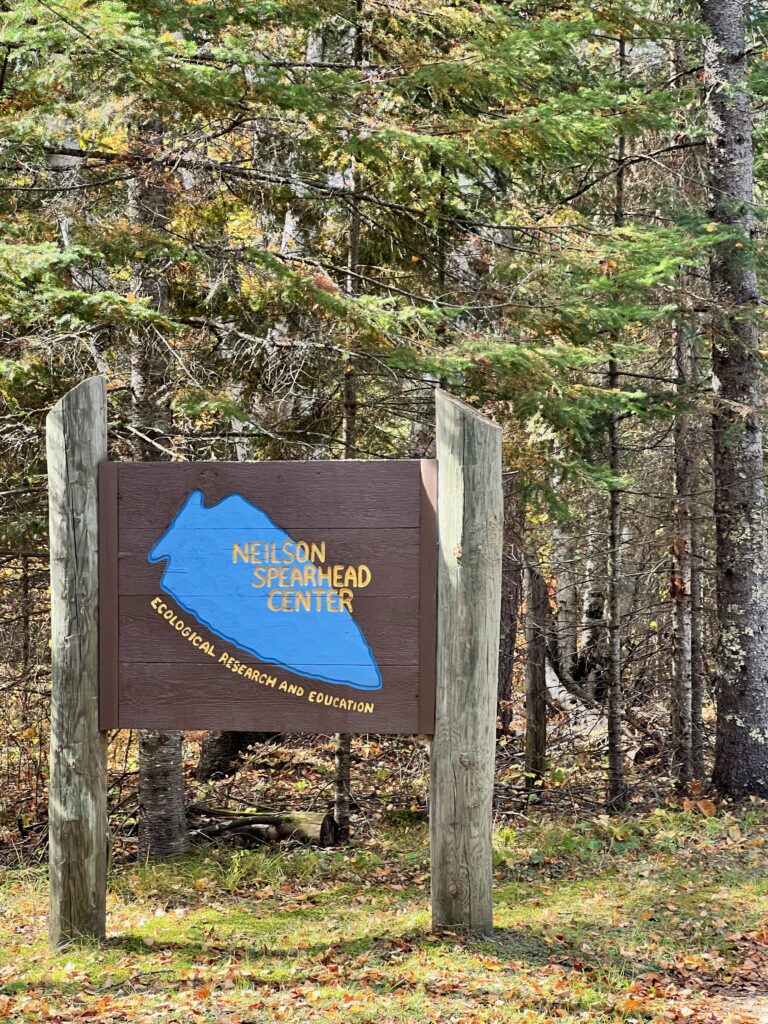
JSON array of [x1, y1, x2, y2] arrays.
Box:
[[2, 803, 768, 1024]]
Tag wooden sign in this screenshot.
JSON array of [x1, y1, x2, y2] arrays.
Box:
[[99, 460, 437, 734], [49, 380, 500, 945]]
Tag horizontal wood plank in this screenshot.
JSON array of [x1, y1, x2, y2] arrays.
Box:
[[117, 461, 423, 531], [118, 527, 420, 599], [118, 593, 419, 666], [118, 662, 420, 733], [106, 458, 437, 735]]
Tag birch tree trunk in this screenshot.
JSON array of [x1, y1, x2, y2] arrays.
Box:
[[129, 134, 189, 858], [605, 38, 628, 810], [552, 516, 579, 681], [524, 559, 548, 789], [691, 499, 705, 781], [606, 356, 628, 810], [333, 9, 363, 837], [699, 0, 768, 796], [671, 320, 694, 786]]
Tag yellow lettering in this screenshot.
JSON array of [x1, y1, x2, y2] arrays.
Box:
[[310, 542, 326, 564], [232, 542, 250, 563], [332, 564, 344, 588], [296, 541, 310, 563], [252, 566, 266, 588], [357, 564, 371, 588], [281, 540, 295, 563], [267, 590, 282, 611], [266, 566, 279, 587], [338, 588, 353, 613], [343, 566, 357, 588]]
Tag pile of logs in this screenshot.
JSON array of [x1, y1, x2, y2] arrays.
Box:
[[187, 805, 339, 847]]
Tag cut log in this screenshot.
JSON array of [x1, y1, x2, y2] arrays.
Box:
[[188, 808, 339, 846]]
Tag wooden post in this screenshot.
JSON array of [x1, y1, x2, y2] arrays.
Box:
[[431, 390, 503, 934], [47, 376, 108, 946]]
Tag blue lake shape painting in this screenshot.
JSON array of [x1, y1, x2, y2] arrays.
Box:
[[148, 491, 382, 691]]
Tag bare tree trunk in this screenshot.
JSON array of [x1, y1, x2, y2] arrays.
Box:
[[498, 474, 523, 734], [524, 560, 548, 789], [196, 732, 278, 782], [699, 0, 768, 797], [552, 515, 579, 680], [606, 358, 628, 811], [129, 132, 189, 859], [691, 490, 705, 781], [139, 730, 188, 860], [333, 14, 363, 837], [333, 731, 352, 843], [671, 320, 694, 786], [127, 162, 172, 460], [581, 514, 607, 700], [605, 38, 628, 811]]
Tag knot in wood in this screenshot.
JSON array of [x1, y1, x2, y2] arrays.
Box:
[[447, 882, 459, 896], [459, 751, 478, 769]]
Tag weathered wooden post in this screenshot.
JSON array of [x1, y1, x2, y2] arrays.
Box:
[[431, 390, 503, 934], [47, 376, 108, 945]]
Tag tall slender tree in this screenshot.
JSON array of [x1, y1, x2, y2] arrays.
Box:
[[129, 128, 189, 859], [700, 0, 768, 797]]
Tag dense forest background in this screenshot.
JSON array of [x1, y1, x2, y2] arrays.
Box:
[[2, 0, 768, 861]]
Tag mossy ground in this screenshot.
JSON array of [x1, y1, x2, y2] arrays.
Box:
[[1, 807, 767, 1022]]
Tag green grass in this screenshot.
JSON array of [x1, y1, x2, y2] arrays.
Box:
[[1, 807, 767, 1022]]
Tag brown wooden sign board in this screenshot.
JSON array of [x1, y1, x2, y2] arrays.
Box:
[[99, 460, 437, 735]]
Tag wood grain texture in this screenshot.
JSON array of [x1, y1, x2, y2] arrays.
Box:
[[418, 460, 438, 733], [103, 459, 438, 735], [47, 376, 108, 946], [118, 662, 420, 733], [430, 390, 503, 935], [118, 594, 420, 664], [98, 464, 119, 729], [117, 460, 423, 530]]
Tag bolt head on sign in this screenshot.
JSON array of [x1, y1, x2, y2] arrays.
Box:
[[99, 460, 436, 735]]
